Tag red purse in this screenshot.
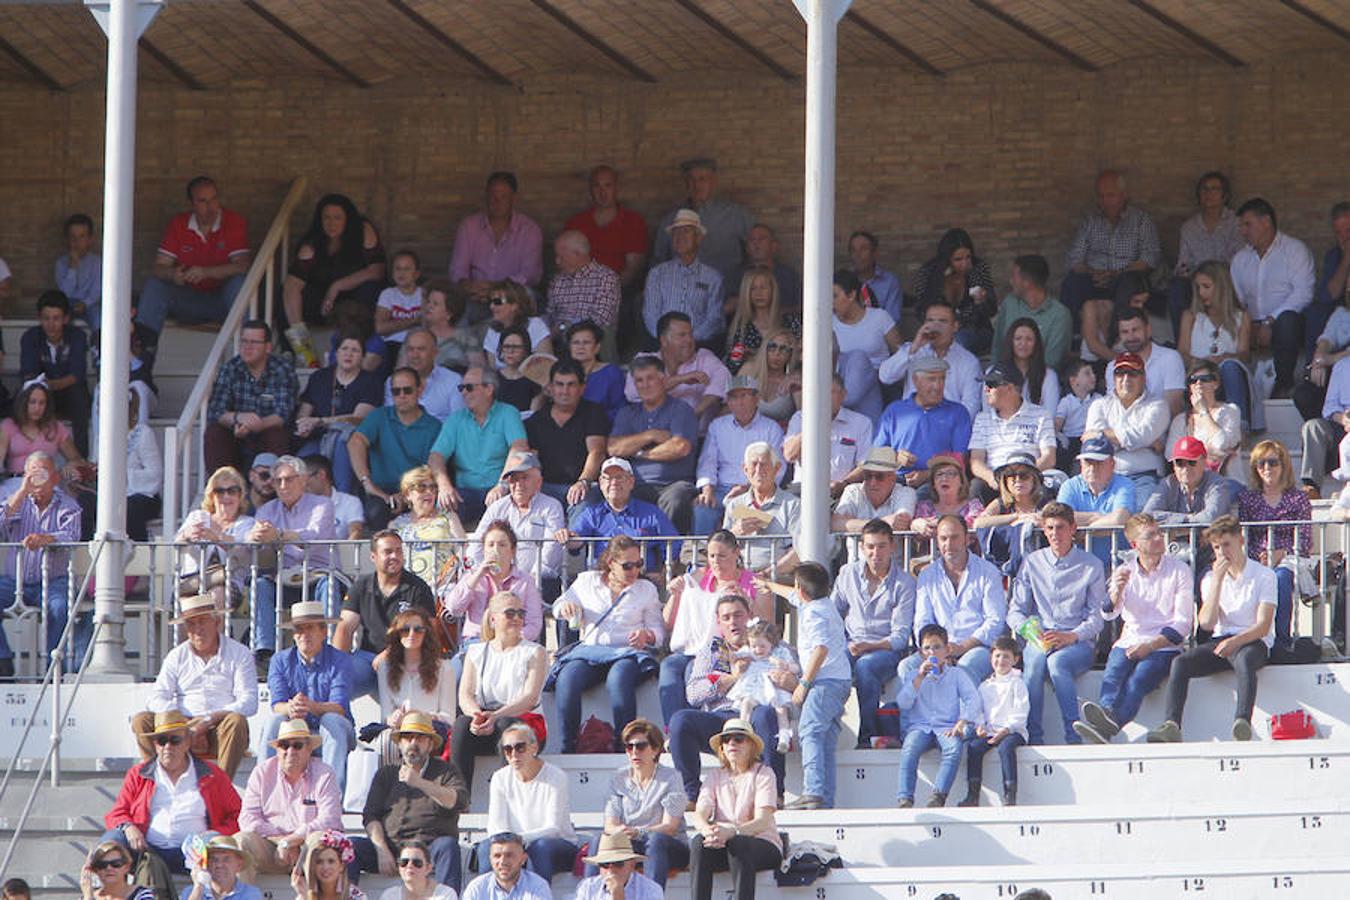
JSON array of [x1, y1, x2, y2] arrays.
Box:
[[1269, 709, 1316, 740]]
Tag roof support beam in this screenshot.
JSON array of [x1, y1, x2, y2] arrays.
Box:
[[844, 10, 943, 77], [242, 0, 371, 88], [0, 34, 64, 91], [672, 0, 796, 82], [140, 37, 206, 90], [527, 0, 656, 82], [386, 0, 515, 86], [1126, 0, 1245, 68], [1276, 0, 1350, 44], [967, 0, 1097, 72]]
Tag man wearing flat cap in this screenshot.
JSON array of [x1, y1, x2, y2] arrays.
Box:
[[575, 833, 663, 900], [352, 711, 469, 893], [470, 450, 567, 598], [238, 719, 343, 875], [652, 157, 753, 285], [643, 210, 726, 348], [874, 356, 972, 489], [104, 710, 241, 874], [264, 600, 356, 794], [133, 594, 257, 778]]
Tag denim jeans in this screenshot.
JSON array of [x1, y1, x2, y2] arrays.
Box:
[[0, 575, 82, 669], [251, 576, 335, 652], [897, 727, 967, 800], [799, 678, 851, 806], [1218, 359, 1252, 427], [1021, 638, 1094, 744], [850, 649, 901, 744], [263, 711, 356, 792], [1124, 472, 1159, 510], [955, 645, 993, 684], [1098, 647, 1176, 727], [101, 827, 187, 874], [1274, 565, 1294, 646], [669, 707, 783, 801], [692, 485, 732, 536], [348, 648, 378, 699], [658, 652, 694, 726], [553, 655, 652, 752], [137, 273, 244, 334], [965, 731, 1024, 787], [1165, 639, 1268, 725]]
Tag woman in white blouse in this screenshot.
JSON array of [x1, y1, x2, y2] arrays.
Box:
[[1177, 260, 1256, 429], [373, 608, 456, 764], [1166, 360, 1243, 481], [174, 465, 257, 610], [481, 722, 578, 884], [552, 535, 665, 753]]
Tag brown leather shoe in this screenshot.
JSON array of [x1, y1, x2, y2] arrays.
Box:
[[1302, 483, 1321, 502]]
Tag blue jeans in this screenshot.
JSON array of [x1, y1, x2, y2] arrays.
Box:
[[457, 488, 490, 530], [692, 486, 731, 536], [263, 711, 356, 792], [102, 827, 188, 874], [955, 645, 993, 684], [1275, 565, 1294, 646], [1124, 472, 1159, 509], [554, 655, 652, 752], [137, 273, 244, 334], [669, 707, 783, 802], [474, 836, 577, 883], [896, 727, 967, 800], [583, 832, 689, 887], [0, 575, 83, 668], [850, 649, 901, 744], [1098, 647, 1175, 727], [658, 653, 694, 726], [800, 678, 851, 806], [954, 326, 992, 357], [965, 731, 1025, 787], [297, 437, 357, 495], [349, 648, 378, 699], [251, 576, 335, 652], [838, 350, 883, 421], [1021, 638, 1094, 744], [352, 834, 461, 893], [1218, 359, 1252, 427]]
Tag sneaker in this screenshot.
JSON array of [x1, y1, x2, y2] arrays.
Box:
[[1146, 720, 1182, 743], [1073, 721, 1110, 745], [784, 794, 824, 810], [1232, 718, 1253, 741], [896, 797, 914, 809], [1081, 701, 1121, 737], [926, 791, 948, 808], [776, 729, 793, 754]]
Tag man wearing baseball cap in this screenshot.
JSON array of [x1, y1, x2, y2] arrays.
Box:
[[1056, 434, 1140, 568], [470, 450, 566, 597], [1084, 352, 1170, 503], [968, 360, 1056, 495], [1142, 435, 1233, 526], [567, 456, 679, 575], [1104, 307, 1186, 417]]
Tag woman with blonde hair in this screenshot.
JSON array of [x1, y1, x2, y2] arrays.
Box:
[[724, 267, 800, 376], [740, 329, 801, 426], [1178, 259, 1256, 429], [391, 465, 465, 597], [78, 840, 155, 900], [373, 608, 456, 764], [174, 465, 257, 609], [974, 452, 1049, 576], [1237, 439, 1310, 653], [483, 281, 552, 363], [291, 830, 364, 900]]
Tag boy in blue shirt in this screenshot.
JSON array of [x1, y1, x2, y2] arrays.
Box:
[[896, 623, 983, 808]]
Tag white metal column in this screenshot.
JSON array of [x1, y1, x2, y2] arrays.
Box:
[[84, 0, 162, 678], [793, 0, 850, 565]]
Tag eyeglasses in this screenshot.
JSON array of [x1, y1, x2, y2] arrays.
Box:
[[489, 296, 514, 306], [253, 471, 272, 480], [408, 482, 435, 493], [390, 385, 417, 397], [274, 474, 300, 484], [458, 383, 485, 393], [1172, 458, 1199, 468], [618, 561, 643, 571], [212, 485, 242, 496], [499, 607, 527, 619], [93, 858, 129, 870], [765, 342, 791, 352], [153, 734, 185, 746], [502, 742, 531, 755], [399, 625, 428, 635], [398, 857, 427, 869], [624, 740, 651, 752], [277, 740, 309, 751], [1255, 458, 1281, 469], [983, 380, 1008, 390], [1187, 374, 1218, 384]]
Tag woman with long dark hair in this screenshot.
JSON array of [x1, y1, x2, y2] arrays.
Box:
[[994, 318, 1059, 412], [566, 319, 625, 423], [494, 323, 542, 413], [912, 228, 997, 354], [373, 607, 456, 763]]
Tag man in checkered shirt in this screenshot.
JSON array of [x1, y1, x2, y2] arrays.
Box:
[[1060, 170, 1161, 317]]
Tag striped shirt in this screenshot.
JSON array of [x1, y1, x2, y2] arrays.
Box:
[[0, 487, 81, 583], [642, 258, 725, 341]]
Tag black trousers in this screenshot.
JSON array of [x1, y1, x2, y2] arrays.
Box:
[[1164, 639, 1269, 726], [690, 834, 782, 900]]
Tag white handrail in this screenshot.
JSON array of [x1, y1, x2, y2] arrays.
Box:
[[164, 176, 309, 533]]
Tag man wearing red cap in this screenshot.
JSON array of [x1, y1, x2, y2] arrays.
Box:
[[1143, 436, 1233, 526], [1084, 352, 1170, 503]]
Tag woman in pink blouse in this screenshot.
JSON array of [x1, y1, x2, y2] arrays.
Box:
[[0, 381, 87, 479], [443, 520, 543, 666]]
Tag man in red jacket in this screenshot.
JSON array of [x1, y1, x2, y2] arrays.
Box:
[[102, 711, 241, 873]]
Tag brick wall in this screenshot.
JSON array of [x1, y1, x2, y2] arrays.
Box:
[[1, 52, 1348, 316]]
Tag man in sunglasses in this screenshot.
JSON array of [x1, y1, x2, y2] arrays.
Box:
[[429, 365, 529, 527], [1084, 352, 1170, 503], [247, 451, 279, 512], [350, 366, 442, 529], [968, 361, 1056, 497], [1143, 436, 1233, 528], [261, 601, 356, 794], [382, 329, 463, 421], [574, 833, 663, 900], [104, 710, 241, 874], [461, 832, 550, 900], [237, 719, 342, 874]]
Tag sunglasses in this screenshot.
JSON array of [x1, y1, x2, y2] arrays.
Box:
[[983, 380, 1008, 389], [617, 561, 643, 571], [153, 734, 185, 746], [1115, 369, 1143, 377], [390, 385, 417, 397], [458, 383, 485, 393], [398, 857, 427, 869], [489, 296, 516, 306], [1255, 458, 1281, 468], [94, 858, 129, 870], [408, 482, 435, 493], [598, 861, 627, 869], [765, 342, 791, 352], [624, 740, 651, 752], [502, 741, 531, 755], [1172, 458, 1199, 468], [721, 733, 749, 745], [1188, 374, 1218, 384], [277, 740, 309, 751], [1005, 470, 1036, 481], [400, 625, 428, 635], [499, 607, 527, 619], [212, 485, 242, 496]]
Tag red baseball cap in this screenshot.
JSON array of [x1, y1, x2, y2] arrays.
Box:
[[1113, 352, 1145, 373], [1172, 436, 1207, 461]]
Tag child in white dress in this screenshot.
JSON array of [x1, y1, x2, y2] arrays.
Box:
[[726, 618, 800, 752]]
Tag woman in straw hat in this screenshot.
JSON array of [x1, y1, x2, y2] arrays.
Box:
[[688, 718, 782, 900], [375, 839, 454, 900], [184, 834, 260, 900], [373, 608, 456, 765], [291, 830, 364, 900], [78, 840, 155, 900]]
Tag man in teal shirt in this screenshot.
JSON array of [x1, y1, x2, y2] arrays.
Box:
[[429, 366, 528, 527], [993, 254, 1073, 370], [348, 366, 441, 528]]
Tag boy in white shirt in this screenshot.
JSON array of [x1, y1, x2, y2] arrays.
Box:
[[961, 636, 1028, 807], [1147, 515, 1277, 743], [1055, 358, 1100, 472], [374, 249, 425, 362]]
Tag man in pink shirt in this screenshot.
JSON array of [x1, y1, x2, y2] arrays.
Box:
[[448, 171, 543, 318], [236, 719, 343, 874]]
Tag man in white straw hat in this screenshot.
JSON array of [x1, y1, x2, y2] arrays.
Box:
[[575, 832, 663, 900], [642, 209, 725, 348], [133, 594, 257, 778], [237, 718, 342, 874], [263, 600, 356, 793]]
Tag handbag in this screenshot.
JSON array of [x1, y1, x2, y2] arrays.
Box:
[[1269, 709, 1316, 740], [177, 564, 226, 597]]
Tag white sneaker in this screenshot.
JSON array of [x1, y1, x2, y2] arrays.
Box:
[[776, 729, 793, 753]]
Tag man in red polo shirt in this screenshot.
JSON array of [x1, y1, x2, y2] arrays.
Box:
[[137, 175, 251, 335], [565, 165, 649, 354]]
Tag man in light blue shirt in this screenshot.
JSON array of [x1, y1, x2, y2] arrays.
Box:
[[913, 514, 1007, 685], [694, 375, 784, 534], [429, 366, 529, 526], [1057, 435, 1138, 568], [895, 624, 983, 808], [55, 213, 103, 330], [462, 831, 553, 900], [849, 229, 903, 322], [831, 519, 915, 748], [1007, 502, 1107, 745]]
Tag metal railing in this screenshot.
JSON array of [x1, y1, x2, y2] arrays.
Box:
[[161, 175, 309, 538], [0, 536, 107, 883]]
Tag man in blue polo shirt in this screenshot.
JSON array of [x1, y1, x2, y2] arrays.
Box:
[[567, 457, 679, 575], [1057, 435, 1138, 568], [873, 355, 972, 488], [348, 366, 442, 529], [429, 365, 529, 527], [608, 355, 699, 533]]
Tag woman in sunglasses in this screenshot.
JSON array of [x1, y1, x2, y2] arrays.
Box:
[[551, 535, 665, 753], [174, 466, 257, 609], [1166, 361, 1242, 477], [482, 722, 577, 884], [740, 329, 800, 427], [372, 609, 455, 764], [377, 840, 452, 899], [974, 452, 1050, 577], [79, 841, 154, 900], [586, 718, 688, 887], [1237, 440, 1309, 654], [482, 281, 552, 365], [452, 590, 548, 794]]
